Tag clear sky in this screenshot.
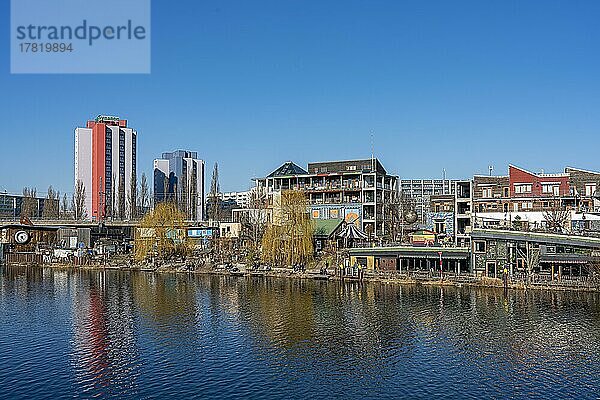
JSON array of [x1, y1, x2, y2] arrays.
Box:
[[1, 0, 599, 197]]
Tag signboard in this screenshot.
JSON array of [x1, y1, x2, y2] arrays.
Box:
[[96, 115, 120, 123], [187, 228, 214, 238]]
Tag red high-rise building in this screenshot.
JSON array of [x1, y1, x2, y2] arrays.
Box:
[[75, 115, 137, 221]]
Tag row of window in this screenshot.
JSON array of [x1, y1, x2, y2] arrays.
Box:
[[482, 183, 597, 197]]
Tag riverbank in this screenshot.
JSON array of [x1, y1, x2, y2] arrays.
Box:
[[4, 260, 599, 293]]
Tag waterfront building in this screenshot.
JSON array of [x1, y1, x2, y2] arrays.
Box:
[[564, 166, 600, 212], [348, 245, 471, 273], [454, 180, 473, 247], [75, 115, 137, 221], [399, 178, 457, 224], [153, 150, 205, 221], [424, 194, 455, 242], [256, 158, 399, 238], [471, 228, 600, 278], [472, 165, 600, 231]]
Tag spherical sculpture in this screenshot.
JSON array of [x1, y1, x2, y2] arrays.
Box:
[[404, 210, 418, 224]]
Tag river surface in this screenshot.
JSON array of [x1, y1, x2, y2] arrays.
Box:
[[1, 266, 600, 399]]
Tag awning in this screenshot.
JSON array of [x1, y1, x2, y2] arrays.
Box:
[[338, 223, 368, 240]]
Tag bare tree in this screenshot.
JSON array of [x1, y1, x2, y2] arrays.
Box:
[[21, 187, 37, 219], [207, 162, 221, 222], [240, 187, 268, 260], [543, 197, 570, 233], [515, 241, 540, 281], [117, 178, 125, 220], [180, 174, 189, 217], [61, 193, 70, 219], [73, 180, 87, 220], [129, 172, 138, 220], [585, 253, 600, 284], [139, 172, 150, 217], [382, 191, 401, 243], [42, 185, 59, 219], [190, 170, 198, 221]]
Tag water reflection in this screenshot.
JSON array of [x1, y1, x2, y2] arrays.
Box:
[[70, 270, 140, 397], [1, 266, 599, 399]]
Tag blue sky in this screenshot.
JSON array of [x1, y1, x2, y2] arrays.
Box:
[[1, 0, 599, 197]]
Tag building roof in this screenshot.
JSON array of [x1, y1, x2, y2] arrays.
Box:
[[308, 158, 388, 175], [565, 166, 600, 175], [267, 161, 308, 178], [508, 164, 568, 178], [471, 228, 600, 248], [348, 246, 469, 259], [313, 219, 343, 238], [0, 224, 60, 231]]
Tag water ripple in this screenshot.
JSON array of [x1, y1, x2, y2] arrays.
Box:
[[1, 267, 600, 399]]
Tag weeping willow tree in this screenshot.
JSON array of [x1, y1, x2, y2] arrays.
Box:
[[261, 190, 314, 266], [135, 202, 192, 261]]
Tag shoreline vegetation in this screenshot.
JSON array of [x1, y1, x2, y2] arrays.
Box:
[[5, 258, 599, 293]]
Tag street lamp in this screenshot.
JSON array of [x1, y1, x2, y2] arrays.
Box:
[[438, 251, 443, 278]]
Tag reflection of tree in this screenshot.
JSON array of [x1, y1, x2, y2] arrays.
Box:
[[5, 267, 600, 399], [236, 278, 316, 348], [131, 272, 198, 333]]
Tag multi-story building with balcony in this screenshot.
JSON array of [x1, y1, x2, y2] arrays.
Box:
[[454, 180, 472, 247], [471, 165, 600, 232], [255, 158, 398, 239], [220, 191, 251, 209], [399, 178, 457, 224]]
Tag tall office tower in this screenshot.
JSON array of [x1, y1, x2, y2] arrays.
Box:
[[153, 150, 205, 221], [74, 115, 137, 221]]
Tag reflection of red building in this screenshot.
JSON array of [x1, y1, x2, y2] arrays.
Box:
[[509, 165, 570, 198], [88, 286, 111, 385]]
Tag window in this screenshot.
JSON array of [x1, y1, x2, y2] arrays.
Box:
[[434, 221, 445, 234], [482, 188, 492, 198], [514, 184, 532, 194], [542, 184, 560, 195], [347, 165, 357, 171], [585, 183, 597, 196], [503, 187, 509, 197], [474, 241, 486, 253]]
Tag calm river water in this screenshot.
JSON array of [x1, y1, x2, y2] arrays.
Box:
[[1, 266, 599, 399]]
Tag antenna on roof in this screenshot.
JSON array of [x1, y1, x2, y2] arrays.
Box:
[[370, 130, 375, 170], [442, 169, 447, 194], [488, 165, 494, 176]]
